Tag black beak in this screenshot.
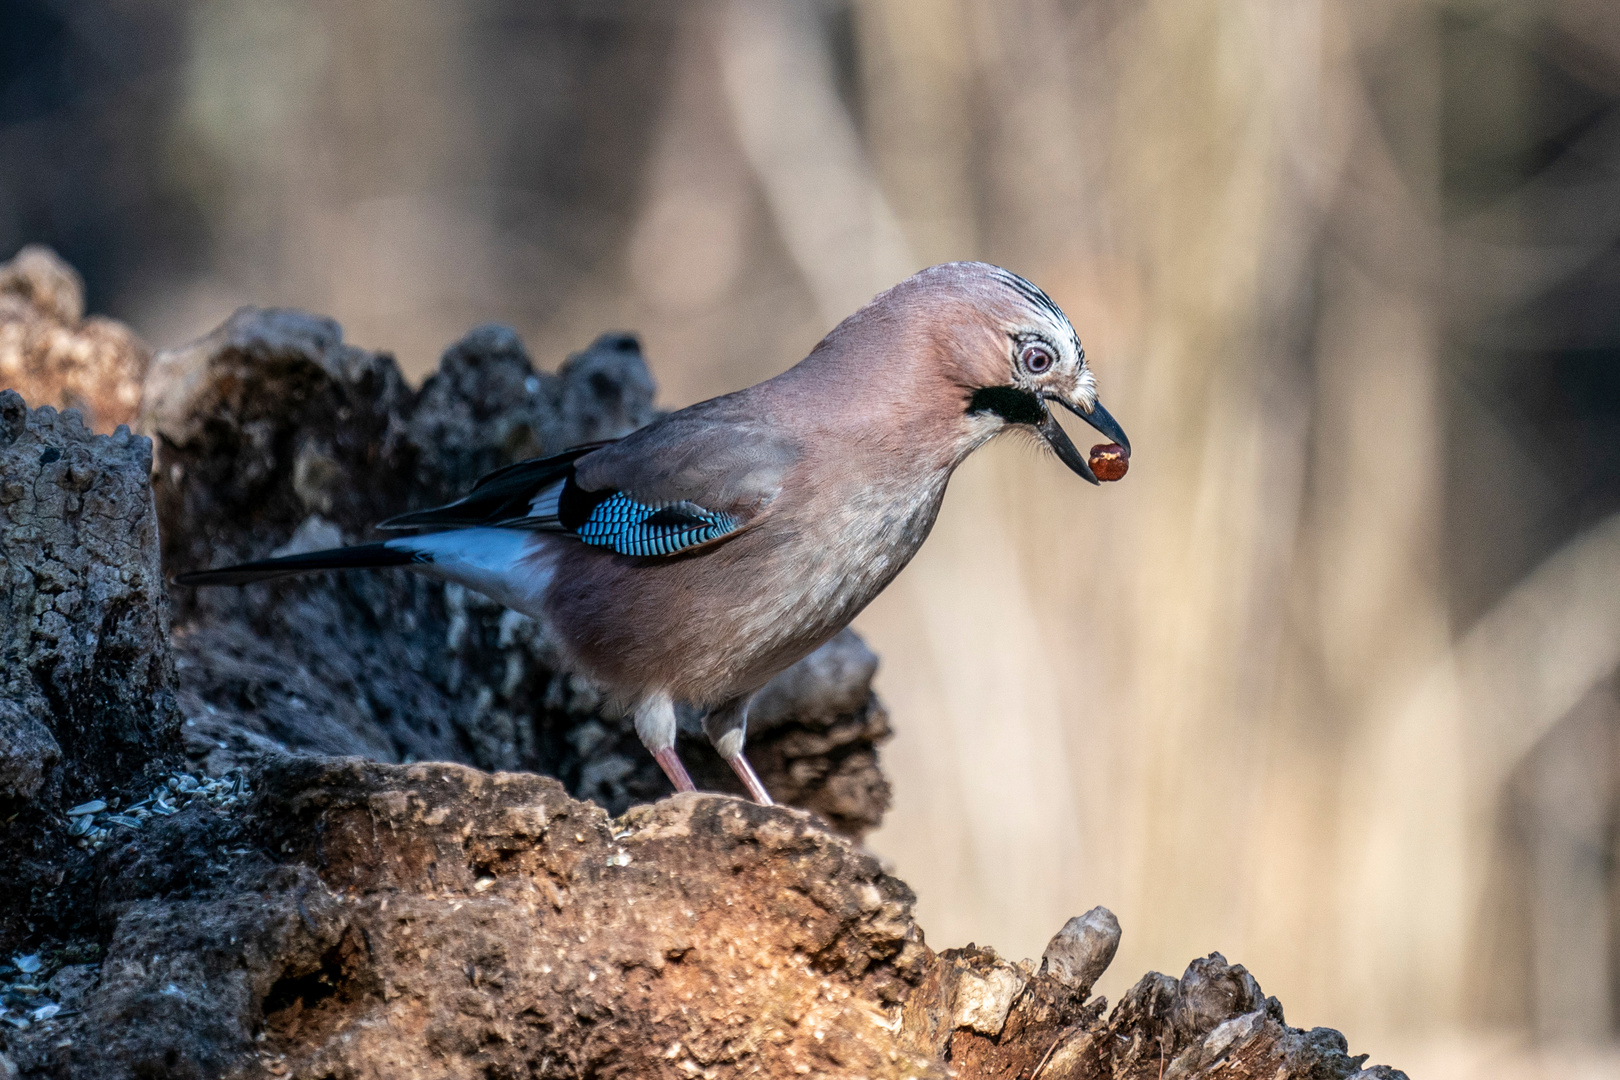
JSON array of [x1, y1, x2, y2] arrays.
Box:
[[1037, 406, 1100, 484], [1055, 395, 1130, 457], [1038, 395, 1129, 484]]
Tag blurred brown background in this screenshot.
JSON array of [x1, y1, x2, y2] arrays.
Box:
[[5, 0, 1620, 1072]]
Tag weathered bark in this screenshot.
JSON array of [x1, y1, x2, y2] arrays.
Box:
[[0, 389, 181, 805], [0, 247, 149, 434], [0, 751, 1404, 1079], [0, 386, 185, 961], [71, 761, 928, 1080]]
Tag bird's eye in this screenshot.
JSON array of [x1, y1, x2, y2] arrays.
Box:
[[1020, 342, 1055, 374]]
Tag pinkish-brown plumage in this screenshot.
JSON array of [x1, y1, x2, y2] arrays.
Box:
[[180, 262, 1130, 803]]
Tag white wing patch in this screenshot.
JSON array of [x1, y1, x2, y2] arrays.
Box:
[[527, 479, 565, 521]]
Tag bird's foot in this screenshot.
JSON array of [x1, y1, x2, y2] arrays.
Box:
[[724, 753, 773, 805], [653, 747, 697, 793]]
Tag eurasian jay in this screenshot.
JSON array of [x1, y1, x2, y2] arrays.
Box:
[[179, 262, 1130, 804]]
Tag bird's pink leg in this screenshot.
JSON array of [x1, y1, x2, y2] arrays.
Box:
[[724, 753, 773, 805], [704, 696, 773, 805], [652, 746, 697, 793], [637, 694, 695, 794]]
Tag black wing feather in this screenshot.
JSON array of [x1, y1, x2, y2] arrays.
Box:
[[377, 442, 612, 531], [373, 432, 756, 559]]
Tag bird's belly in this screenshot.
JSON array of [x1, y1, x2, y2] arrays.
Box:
[[667, 482, 945, 700], [549, 479, 945, 705]]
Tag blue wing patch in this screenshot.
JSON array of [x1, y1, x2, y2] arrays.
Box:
[[576, 493, 742, 557]]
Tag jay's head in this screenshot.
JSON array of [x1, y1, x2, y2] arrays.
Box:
[[886, 262, 1130, 484]]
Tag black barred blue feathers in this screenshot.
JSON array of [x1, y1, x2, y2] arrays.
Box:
[[576, 493, 742, 557]]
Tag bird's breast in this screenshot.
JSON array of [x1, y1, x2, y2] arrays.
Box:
[[544, 467, 949, 705], [727, 471, 948, 650]]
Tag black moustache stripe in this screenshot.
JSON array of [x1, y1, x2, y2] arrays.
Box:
[[967, 385, 1045, 426]]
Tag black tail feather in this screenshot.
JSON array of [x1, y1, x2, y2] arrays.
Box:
[[176, 542, 422, 586]]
